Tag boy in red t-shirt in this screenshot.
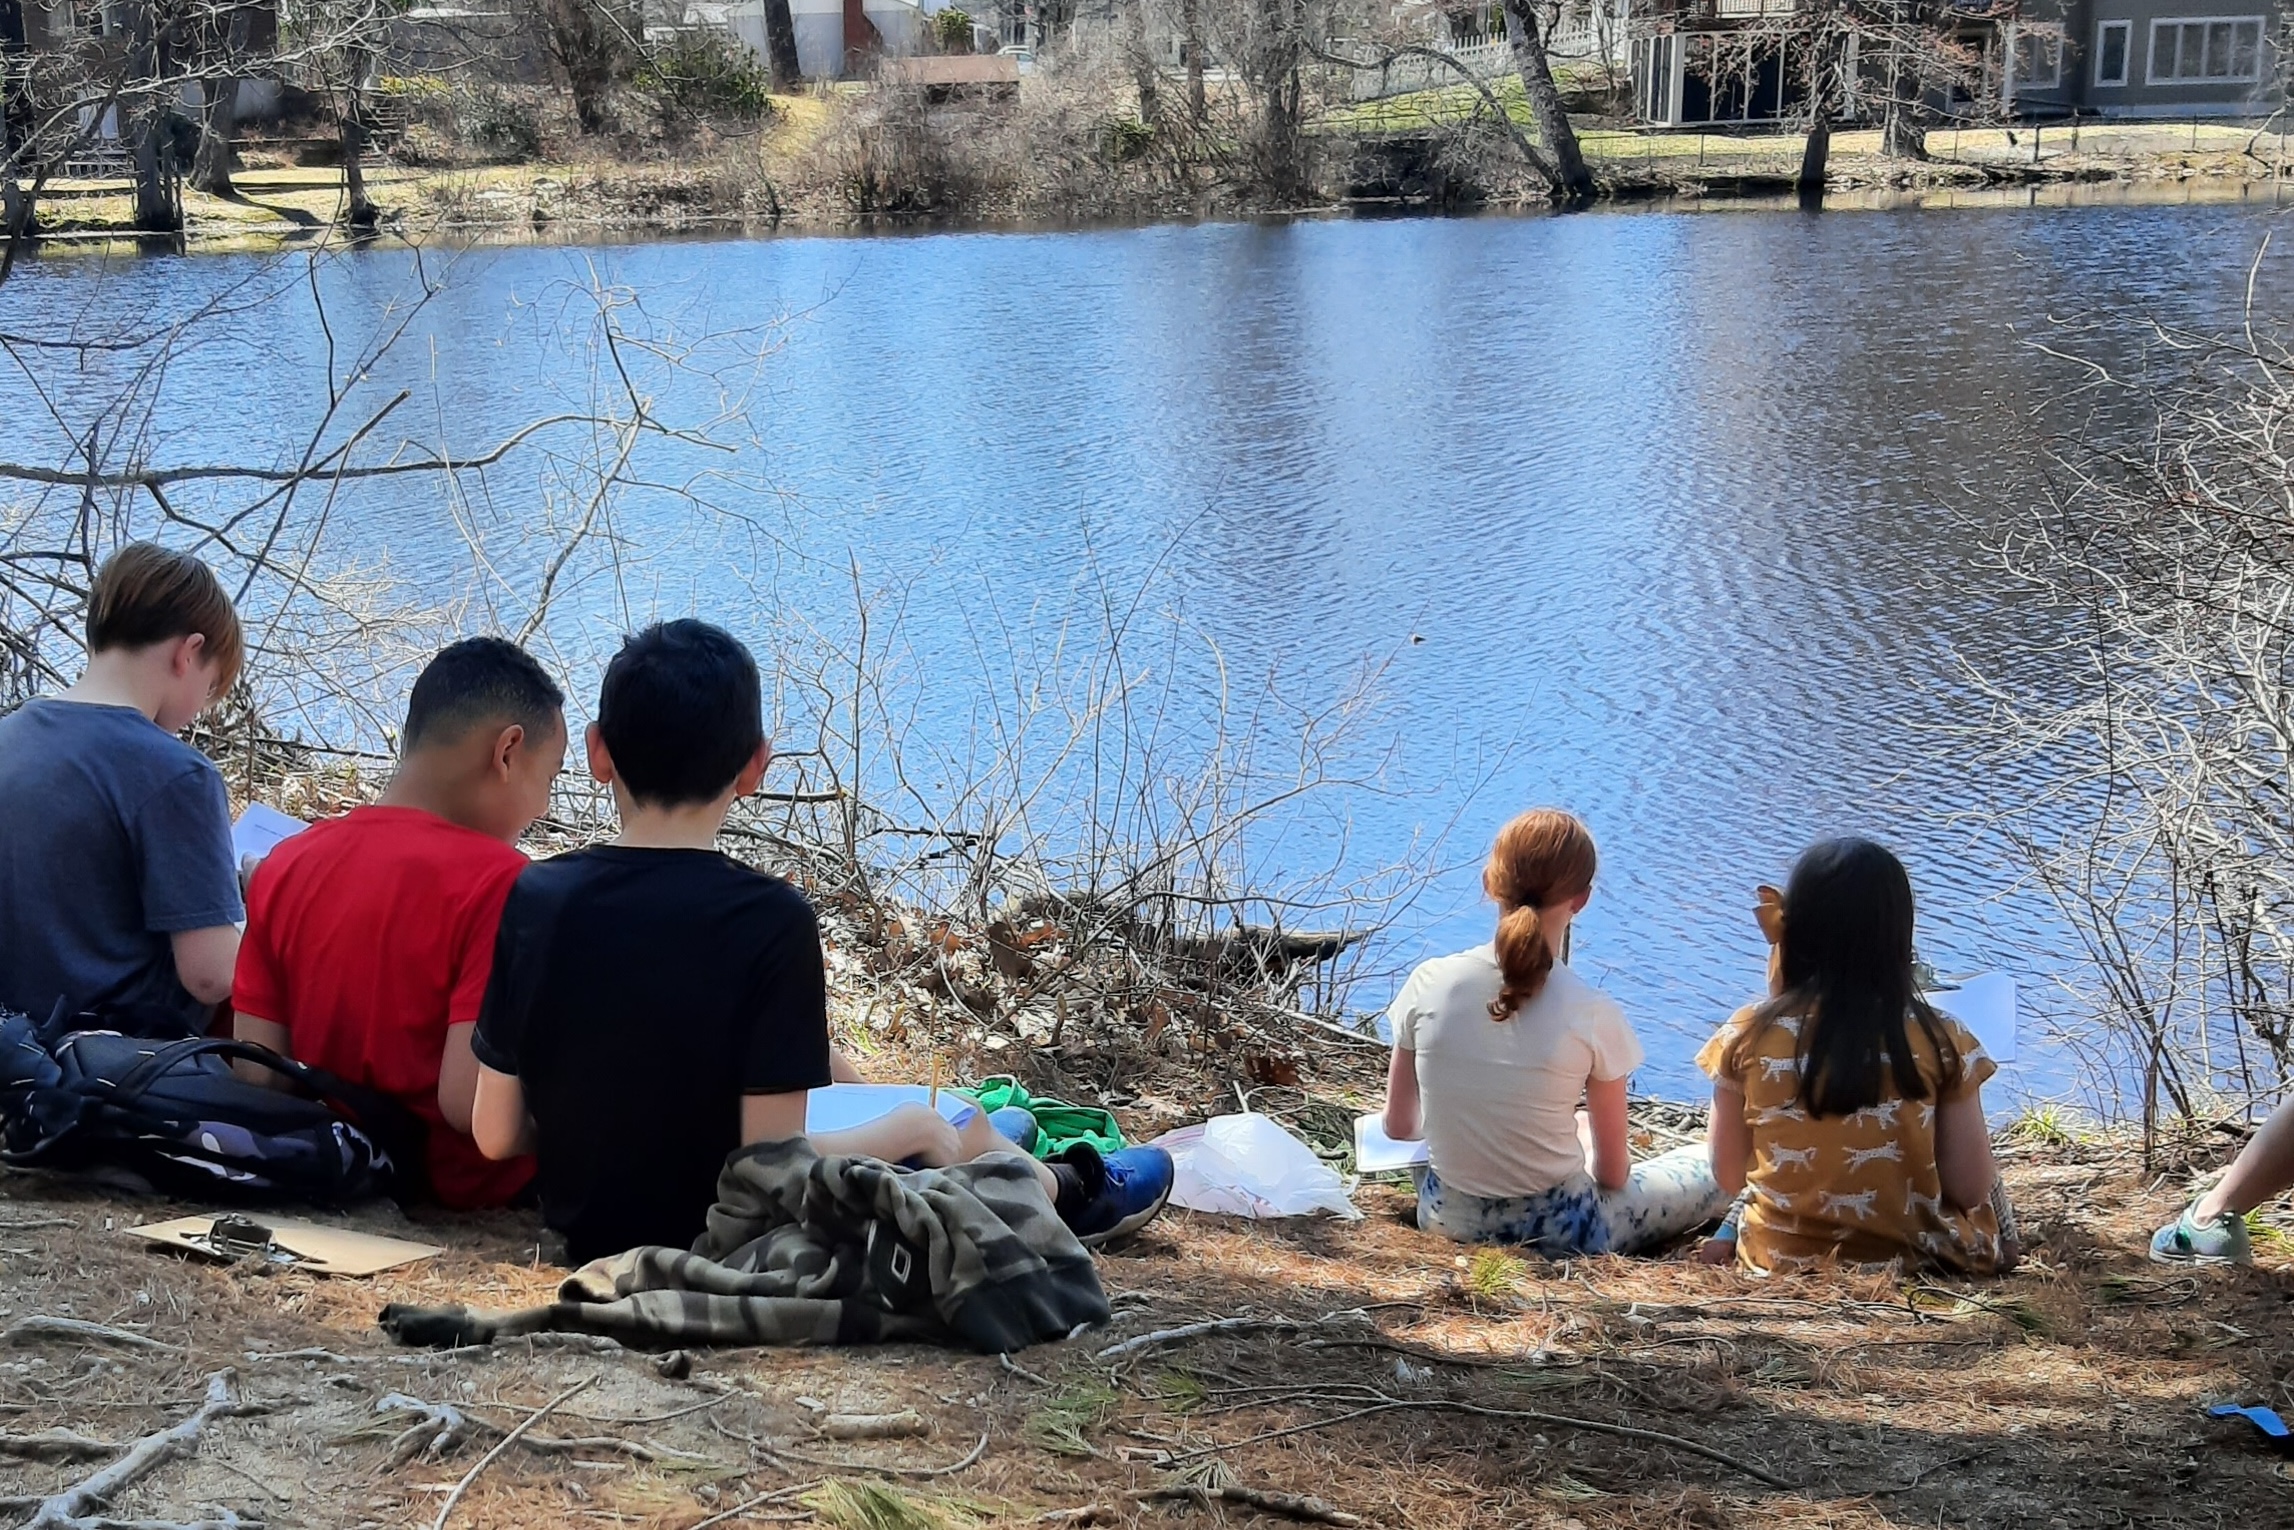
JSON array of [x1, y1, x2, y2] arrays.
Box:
[[233, 639, 567, 1208]]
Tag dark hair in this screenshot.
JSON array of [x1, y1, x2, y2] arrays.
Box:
[[403, 637, 566, 752], [86, 542, 245, 690], [597, 620, 764, 807], [1744, 837, 1961, 1118], [1482, 809, 1598, 1020]]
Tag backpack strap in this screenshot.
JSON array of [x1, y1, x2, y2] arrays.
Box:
[[94, 1036, 432, 1201]]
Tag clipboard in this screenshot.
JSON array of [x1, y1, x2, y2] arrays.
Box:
[[129, 1213, 441, 1277]]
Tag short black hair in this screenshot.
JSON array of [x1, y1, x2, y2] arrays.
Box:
[[596, 620, 764, 807], [402, 637, 567, 752]]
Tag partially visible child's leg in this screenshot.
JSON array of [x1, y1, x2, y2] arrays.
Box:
[[2152, 1099, 2294, 1265], [1596, 1144, 1732, 1256]]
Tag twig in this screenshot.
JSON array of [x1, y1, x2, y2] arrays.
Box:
[[999, 1353, 1051, 1386], [429, 1376, 597, 1530], [1166, 1393, 1793, 1489], [771, 1431, 990, 1479], [684, 1481, 819, 1530], [5, 1317, 181, 1353], [1142, 1483, 1362, 1527], [25, 1371, 253, 1530], [1095, 1315, 1300, 1361]]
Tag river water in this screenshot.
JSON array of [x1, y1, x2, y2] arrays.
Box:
[[8, 197, 2294, 1102]]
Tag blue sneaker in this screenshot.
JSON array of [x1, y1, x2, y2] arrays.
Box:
[[988, 1106, 1042, 1156], [1055, 1143, 1174, 1248], [2150, 1204, 2253, 1266]]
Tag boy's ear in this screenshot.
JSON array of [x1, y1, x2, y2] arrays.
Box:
[[731, 741, 771, 798], [584, 722, 616, 786], [486, 722, 527, 780], [170, 632, 207, 677]]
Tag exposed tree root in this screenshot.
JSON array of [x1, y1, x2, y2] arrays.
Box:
[[23, 1371, 253, 1530], [4, 1317, 181, 1353], [1143, 1481, 1363, 1526], [0, 1430, 125, 1461]]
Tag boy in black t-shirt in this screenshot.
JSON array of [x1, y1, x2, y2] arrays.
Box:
[[469, 620, 1171, 1265]]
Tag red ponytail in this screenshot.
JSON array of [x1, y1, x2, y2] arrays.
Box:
[[1483, 809, 1598, 1020]]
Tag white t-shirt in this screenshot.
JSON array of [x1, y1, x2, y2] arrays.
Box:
[[1388, 944, 1645, 1199]]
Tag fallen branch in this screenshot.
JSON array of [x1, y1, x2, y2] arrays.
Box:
[[1143, 1482, 1362, 1527], [429, 1376, 596, 1530], [683, 1480, 821, 1530], [5, 1317, 182, 1353], [1167, 1392, 1793, 1490], [0, 1429, 124, 1461], [815, 1411, 929, 1441], [25, 1371, 253, 1530]]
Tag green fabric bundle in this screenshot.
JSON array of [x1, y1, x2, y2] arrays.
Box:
[[962, 1075, 1127, 1158]]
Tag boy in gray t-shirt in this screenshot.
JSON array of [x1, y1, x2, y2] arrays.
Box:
[[0, 544, 245, 1030]]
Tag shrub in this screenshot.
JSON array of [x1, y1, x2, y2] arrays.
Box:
[[933, 8, 975, 53], [634, 29, 776, 124]]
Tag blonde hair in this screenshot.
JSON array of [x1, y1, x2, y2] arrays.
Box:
[[85, 542, 244, 692], [1483, 809, 1598, 1021]]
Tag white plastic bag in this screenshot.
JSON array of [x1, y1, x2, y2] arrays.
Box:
[[1149, 1113, 1361, 1220]]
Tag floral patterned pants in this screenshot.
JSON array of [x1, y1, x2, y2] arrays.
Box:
[[1416, 1144, 1731, 1257]]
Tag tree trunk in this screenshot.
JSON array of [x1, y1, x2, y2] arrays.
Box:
[[1789, 30, 1844, 200], [1, 0, 33, 163], [129, 3, 182, 233], [1878, 8, 1927, 159], [763, 0, 802, 88], [1500, 0, 1592, 202], [1129, 0, 1159, 126], [191, 5, 253, 197], [1, 172, 31, 245], [1796, 33, 1838, 201], [340, 44, 378, 230], [193, 80, 242, 195], [1797, 112, 1831, 196], [1181, 0, 1205, 123]]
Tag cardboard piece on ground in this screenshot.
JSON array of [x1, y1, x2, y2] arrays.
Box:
[[129, 1214, 441, 1277], [1355, 1112, 1430, 1173]]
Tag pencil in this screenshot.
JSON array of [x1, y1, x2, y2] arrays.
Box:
[[928, 1056, 941, 1111]]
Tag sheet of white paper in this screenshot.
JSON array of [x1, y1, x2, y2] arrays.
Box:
[[232, 803, 308, 865], [1355, 1112, 1430, 1173], [804, 1083, 980, 1135], [1938, 972, 2017, 1064]]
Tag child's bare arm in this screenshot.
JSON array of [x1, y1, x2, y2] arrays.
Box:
[[1381, 1046, 1423, 1140], [1934, 1088, 1997, 1211], [437, 1023, 481, 1133], [231, 1011, 291, 1088], [1707, 1081, 1750, 1194], [1582, 1074, 1631, 1191], [471, 1065, 537, 1159]]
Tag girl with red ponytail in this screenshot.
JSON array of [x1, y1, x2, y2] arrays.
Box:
[[1380, 810, 1728, 1255]]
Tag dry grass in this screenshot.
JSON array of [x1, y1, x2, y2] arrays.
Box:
[[1, 1113, 2290, 1530]]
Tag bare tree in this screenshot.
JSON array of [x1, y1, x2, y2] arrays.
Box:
[[1975, 266, 2294, 1138], [1498, 0, 1589, 199]]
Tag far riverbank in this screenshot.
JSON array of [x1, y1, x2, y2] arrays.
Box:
[[13, 118, 2292, 255]]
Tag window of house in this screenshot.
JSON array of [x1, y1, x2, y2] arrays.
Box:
[[2010, 24, 2065, 90], [2149, 16, 2266, 83], [2096, 19, 2131, 85]]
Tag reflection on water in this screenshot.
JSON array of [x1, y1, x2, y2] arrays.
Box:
[[8, 200, 2293, 1100]]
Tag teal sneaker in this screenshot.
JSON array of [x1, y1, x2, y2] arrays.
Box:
[[2149, 1205, 2253, 1266]]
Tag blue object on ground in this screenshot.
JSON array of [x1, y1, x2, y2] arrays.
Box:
[[1056, 1142, 1176, 1248], [988, 1106, 1041, 1155], [2209, 1402, 2293, 1446]]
